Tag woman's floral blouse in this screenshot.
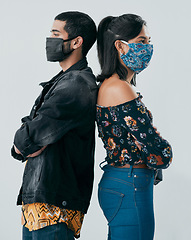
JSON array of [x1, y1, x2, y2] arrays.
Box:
[[96, 94, 172, 169]]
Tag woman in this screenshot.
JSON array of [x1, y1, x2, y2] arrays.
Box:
[[96, 14, 172, 240]]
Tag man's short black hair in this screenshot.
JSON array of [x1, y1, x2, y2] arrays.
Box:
[[55, 11, 97, 57]]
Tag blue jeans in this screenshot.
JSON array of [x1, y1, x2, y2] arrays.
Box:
[[98, 165, 155, 240], [22, 223, 74, 240]]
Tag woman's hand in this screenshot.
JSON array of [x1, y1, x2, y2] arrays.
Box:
[[129, 133, 142, 150], [134, 139, 142, 150], [153, 126, 160, 136]]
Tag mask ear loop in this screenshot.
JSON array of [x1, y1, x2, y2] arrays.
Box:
[[119, 40, 129, 56], [62, 35, 78, 42], [120, 40, 129, 45]]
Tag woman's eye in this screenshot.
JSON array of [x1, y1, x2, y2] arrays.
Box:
[[139, 39, 151, 44]]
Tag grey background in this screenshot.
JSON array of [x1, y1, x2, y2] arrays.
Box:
[[1, 0, 190, 239]]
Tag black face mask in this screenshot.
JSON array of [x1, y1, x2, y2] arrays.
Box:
[[46, 37, 76, 62]]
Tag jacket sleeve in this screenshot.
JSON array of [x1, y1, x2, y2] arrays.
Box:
[[13, 80, 89, 159], [120, 99, 173, 169]]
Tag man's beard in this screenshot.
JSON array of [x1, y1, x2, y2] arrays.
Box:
[[60, 41, 74, 62]]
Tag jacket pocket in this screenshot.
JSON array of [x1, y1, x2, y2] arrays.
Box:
[[98, 187, 124, 223], [23, 155, 44, 192]]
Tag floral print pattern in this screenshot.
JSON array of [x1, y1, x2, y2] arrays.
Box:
[[108, 137, 116, 150], [96, 94, 172, 169], [124, 116, 138, 131]]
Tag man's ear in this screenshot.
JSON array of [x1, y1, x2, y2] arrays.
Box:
[[72, 36, 83, 49]]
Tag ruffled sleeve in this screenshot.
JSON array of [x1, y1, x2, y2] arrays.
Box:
[[119, 97, 172, 169]]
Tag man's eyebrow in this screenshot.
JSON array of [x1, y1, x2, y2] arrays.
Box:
[[50, 29, 61, 33]]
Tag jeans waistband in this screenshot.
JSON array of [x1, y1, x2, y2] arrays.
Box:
[[101, 164, 154, 177]]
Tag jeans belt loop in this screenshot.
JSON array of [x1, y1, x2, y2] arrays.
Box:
[[128, 165, 133, 177]]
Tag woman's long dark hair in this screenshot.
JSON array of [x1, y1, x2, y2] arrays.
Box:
[[97, 14, 146, 85]]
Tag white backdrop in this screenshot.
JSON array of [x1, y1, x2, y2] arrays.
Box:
[[1, 0, 190, 239]]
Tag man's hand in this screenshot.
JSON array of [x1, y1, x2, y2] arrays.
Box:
[[14, 145, 47, 158], [14, 145, 21, 154], [27, 146, 47, 158]]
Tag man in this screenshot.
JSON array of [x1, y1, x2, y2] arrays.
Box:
[[11, 11, 97, 239]]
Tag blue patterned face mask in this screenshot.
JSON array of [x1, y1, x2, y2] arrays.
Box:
[[120, 40, 153, 74]]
